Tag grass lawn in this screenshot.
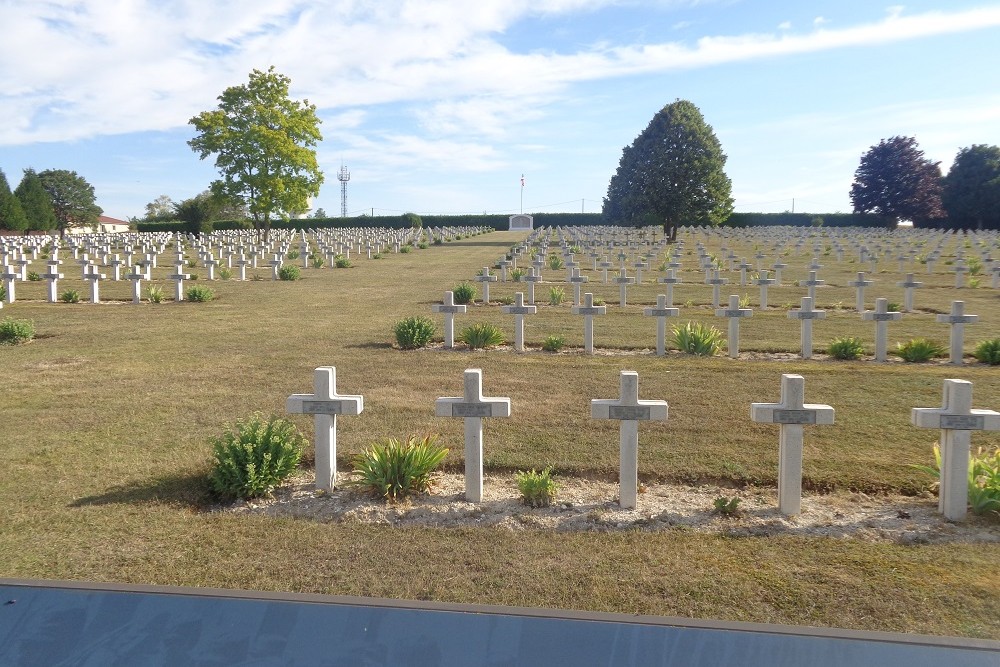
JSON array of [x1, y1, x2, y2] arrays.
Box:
[[1, 227, 998, 639]]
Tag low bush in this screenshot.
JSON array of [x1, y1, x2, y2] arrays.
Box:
[[352, 435, 448, 501], [218, 267, 233, 280], [286, 249, 300, 260], [713, 496, 741, 516], [452, 281, 476, 305], [0, 317, 35, 345], [278, 264, 301, 281], [460, 322, 505, 349], [27, 271, 41, 281], [516, 468, 558, 508], [510, 267, 526, 282], [186, 285, 214, 302], [60, 289, 80, 303], [896, 338, 945, 363], [399, 245, 412, 254], [974, 338, 1000, 365], [547, 255, 564, 270], [147, 286, 164, 303], [418, 242, 429, 250], [208, 413, 305, 500], [912, 445, 1000, 516], [334, 256, 352, 268], [548, 286, 565, 306], [672, 321, 723, 356], [541, 334, 565, 352], [827, 336, 865, 360], [311, 255, 326, 268], [394, 316, 436, 349]]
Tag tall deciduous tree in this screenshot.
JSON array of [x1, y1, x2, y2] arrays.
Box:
[[188, 67, 324, 242], [0, 169, 29, 231], [144, 194, 176, 220], [849, 136, 944, 227], [37, 169, 103, 235], [14, 169, 57, 231], [941, 144, 1000, 231], [603, 99, 732, 241]]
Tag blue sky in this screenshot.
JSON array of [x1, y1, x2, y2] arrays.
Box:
[[2, 1, 999, 220]]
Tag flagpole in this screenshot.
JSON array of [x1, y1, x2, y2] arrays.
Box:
[[520, 173, 524, 214]]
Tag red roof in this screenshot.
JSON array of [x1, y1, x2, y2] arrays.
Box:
[[98, 215, 128, 225]]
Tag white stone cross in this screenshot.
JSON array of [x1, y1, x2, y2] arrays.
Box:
[[798, 270, 825, 301], [787, 296, 826, 359], [83, 264, 105, 304], [431, 290, 467, 349], [753, 270, 776, 309], [524, 266, 542, 304], [896, 273, 923, 312], [1, 265, 18, 303], [643, 294, 680, 356], [771, 260, 787, 285], [269, 255, 283, 280], [847, 272, 874, 313], [862, 297, 902, 362], [126, 270, 143, 304], [591, 371, 669, 509], [953, 261, 968, 289], [737, 258, 753, 286], [286, 366, 364, 492], [568, 267, 588, 305], [107, 255, 123, 281], [500, 292, 537, 352], [474, 267, 497, 303], [168, 263, 191, 302], [571, 292, 606, 354], [235, 254, 249, 281], [598, 258, 613, 284], [42, 266, 64, 303], [715, 294, 753, 359], [936, 301, 978, 365], [911, 379, 1000, 520], [751, 374, 835, 515], [435, 369, 511, 502], [615, 270, 635, 308], [705, 270, 728, 308], [656, 269, 682, 307]]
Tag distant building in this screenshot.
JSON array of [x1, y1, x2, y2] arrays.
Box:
[[66, 216, 131, 235]]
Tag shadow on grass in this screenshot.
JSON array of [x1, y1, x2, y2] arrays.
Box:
[[69, 471, 213, 510], [344, 342, 393, 350]]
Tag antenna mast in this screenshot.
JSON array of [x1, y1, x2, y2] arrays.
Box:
[[337, 165, 351, 217]]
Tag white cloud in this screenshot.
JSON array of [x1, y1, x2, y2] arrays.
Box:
[[777, 21, 792, 30], [813, 16, 828, 27]]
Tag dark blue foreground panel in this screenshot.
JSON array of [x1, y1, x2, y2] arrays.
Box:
[[0, 580, 996, 666]]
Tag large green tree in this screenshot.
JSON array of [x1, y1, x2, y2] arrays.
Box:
[[849, 136, 943, 227], [941, 144, 1000, 231], [0, 169, 29, 232], [37, 169, 103, 235], [14, 169, 57, 231], [188, 67, 324, 242], [603, 99, 732, 241]]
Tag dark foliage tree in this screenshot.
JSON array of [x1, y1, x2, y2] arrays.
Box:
[[603, 99, 732, 241], [849, 136, 943, 227], [0, 169, 29, 231], [37, 169, 103, 235], [941, 144, 1000, 231], [14, 169, 57, 231]]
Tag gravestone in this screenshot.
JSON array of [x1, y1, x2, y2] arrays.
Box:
[[500, 292, 537, 352], [714, 295, 753, 359], [847, 272, 874, 313], [168, 263, 191, 302], [787, 297, 826, 359], [591, 371, 668, 509], [435, 369, 511, 502], [798, 271, 825, 301], [432, 291, 467, 349], [508, 214, 533, 231], [643, 295, 680, 356], [753, 270, 776, 309], [750, 374, 835, 515], [897, 273, 923, 312], [474, 267, 497, 304], [862, 298, 902, 362], [568, 268, 588, 306], [936, 301, 978, 365], [286, 367, 364, 492], [571, 293, 606, 354], [1, 265, 17, 303], [656, 269, 682, 307]]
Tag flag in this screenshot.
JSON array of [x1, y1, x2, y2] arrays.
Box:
[[520, 174, 525, 187]]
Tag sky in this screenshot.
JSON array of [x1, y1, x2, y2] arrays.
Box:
[[1, 1, 999, 221]]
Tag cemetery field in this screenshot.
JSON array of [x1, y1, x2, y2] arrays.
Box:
[[1, 228, 999, 639]]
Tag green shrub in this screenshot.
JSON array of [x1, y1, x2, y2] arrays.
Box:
[[334, 255, 352, 268], [672, 321, 723, 356], [912, 445, 1000, 516], [460, 322, 505, 349], [974, 338, 1000, 365], [0, 317, 35, 345], [27, 271, 41, 281], [60, 289, 80, 303], [886, 302, 902, 313], [896, 337, 945, 363], [541, 334, 565, 352], [713, 496, 741, 516], [147, 285, 164, 303], [434, 237, 443, 245], [186, 285, 214, 302], [510, 267, 526, 281], [351, 435, 448, 501], [828, 336, 865, 360], [0, 285, 5, 301], [418, 242, 429, 250], [403, 212, 422, 228], [498, 294, 514, 305], [394, 316, 436, 349], [278, 264, 301, 281], [311, 255, 326, 268], [286, 249, 300, 260], [218, 267, 233, 280], [208, 413, 305, 500], [516, 468, 558, 508], [548, 286, 565, 306], [452, 281, 476, 305], [547, 255, 564, 270], [967, 256, 982, 276], [399, 245, 412, 254]]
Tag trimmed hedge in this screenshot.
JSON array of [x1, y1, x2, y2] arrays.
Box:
[[721, 212, 890, 228]]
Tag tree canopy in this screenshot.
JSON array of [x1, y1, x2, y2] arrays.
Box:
[[188, 66, 324, 241], [849, 136, 943, 227], [37, 169, 103, 235], [0, 169, 29, 232], [603, 99, 732, 240], [941, 144, 1000, 231], [14, 169, 57, 232]]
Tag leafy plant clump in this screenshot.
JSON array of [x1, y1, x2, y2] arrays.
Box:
[[278, 264, 301, 281], [713, 496, 741, 516], [460, 322, 505, 349], [27, 271, 41, 281], [974, 338, 1000, 365], [510, 267, 526, 282], [516, 468, 558, 508], [286, 249, 300, 260], [547, 255, 564, 270], [186, 285, 215, 302], [394, 316, 436, 349], [208, 413, 305, 500], [912, 445, 1000, 516], [451, 281, 476, 305], [548, 286, 565, 306], [218, 267, 233, 280], [60, 289, 80, 303], [0, 317, 35, 345], [334, 255, 352, 268], [147, 286, 165, 303], [311, 255, 326, 268], [541, 334, 565, 352], [352, 435, 448, 501], [672, 321, 723, 356], [828, 336, 865, 360], [896, 338, 945, 363]]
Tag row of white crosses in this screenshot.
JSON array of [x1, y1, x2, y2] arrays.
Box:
[[285, 367, 999, 519]]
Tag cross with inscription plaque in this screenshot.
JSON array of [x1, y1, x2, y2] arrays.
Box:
[[862, 298, 902, 362], [643, 294, 680, 356], [705, 269, 727, 308], [524, 266, 542, 304], [286, 366, 364, 492], [751, 374, 835, 515], [591, 371, 669, 509], [656, 269, 681, 307], [798, 270, 825, 301], [431, 290, 467, 349], [753, 269, 776, 309], [500, 292, 537, 352], [912, 379, 1000, 520], [936, 301, 978, 365], [847, 272, 873, 313], [435, 369, 511, 502], [474, 267, 498, 303], [897, 273, 923, 312], [568, 267, 589, 306], [571, 293, 606, 354], [787, 296, 826, 359], [715, 294, 753, 358]]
